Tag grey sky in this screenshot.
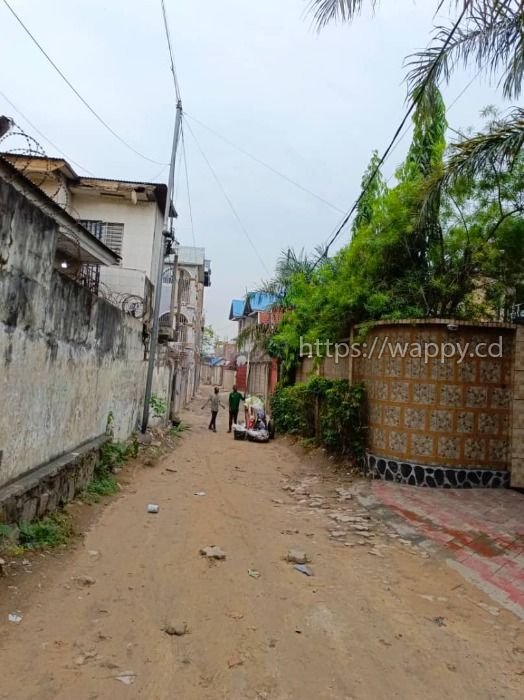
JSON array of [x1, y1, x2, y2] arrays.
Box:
[[0, 0, 506, 338]]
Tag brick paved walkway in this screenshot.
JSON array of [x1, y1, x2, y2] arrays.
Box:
[[371, 481, 524, 619]]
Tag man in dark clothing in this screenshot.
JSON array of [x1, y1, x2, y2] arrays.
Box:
[[228, 385, 245, 432], [202, 387, 225, 432]]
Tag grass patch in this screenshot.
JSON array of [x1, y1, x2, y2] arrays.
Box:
[[169, 422, 187, 438], [80, 438, 137, 503], [17, 512, 73, 551]]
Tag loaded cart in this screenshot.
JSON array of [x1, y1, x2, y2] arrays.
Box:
[[233, 394, 274, 443]]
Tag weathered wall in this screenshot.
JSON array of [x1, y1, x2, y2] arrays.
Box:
[[0, 179, 170, 489], [510, 325, 524, 487], [353, 320, 514, 478]]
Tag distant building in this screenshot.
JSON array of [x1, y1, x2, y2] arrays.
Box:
[[160, 246, 211, 413], [228, 292, 280, 399]]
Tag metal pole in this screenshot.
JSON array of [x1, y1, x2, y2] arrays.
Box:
[[141, 99, 182, 432]]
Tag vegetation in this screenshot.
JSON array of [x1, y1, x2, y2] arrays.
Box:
[[82, 439, 138, 504], [169, 422, 187, 438], [150, 394, 167, 419], [308, 1, 524, 192], [271, 377, 366, 458], [17, 513, 73, 550]]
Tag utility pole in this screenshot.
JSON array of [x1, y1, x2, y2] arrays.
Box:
[[141, 99, 182, 433]]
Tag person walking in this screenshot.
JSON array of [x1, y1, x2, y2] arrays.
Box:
[[201, 387, 225, 433], [228, 385, 246, 433]]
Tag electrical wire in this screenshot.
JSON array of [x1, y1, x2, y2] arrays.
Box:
[[184, 119, 270, 275], [0, 89, 97, 176], [181, 121, 197, 247], [185, 112, 345, 214], [1, 0, 168, 166], [312, 0, 472, 267]]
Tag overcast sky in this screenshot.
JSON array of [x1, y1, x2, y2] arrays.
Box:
[[0, 0, 507, 338]]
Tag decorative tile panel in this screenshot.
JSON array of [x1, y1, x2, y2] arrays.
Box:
[[412, 434, 434, 457], [479, 360, 501, 383], [478, 413, 499, 435], [464, 438, 486, 461], [384, 406, 401, 427], [430, 410, 452, 432], [438, 437, 460, 460], [466, 387, 488, 408], [404, 408, 426, 429], [413, 383, 436, 404], [388, 431, 407, 454], [440, 385, 463, 406], [456, 411, 474, 433], [390, 381, 409, 402]]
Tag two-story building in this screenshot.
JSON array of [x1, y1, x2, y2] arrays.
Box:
[[1, 153, 172, 319]]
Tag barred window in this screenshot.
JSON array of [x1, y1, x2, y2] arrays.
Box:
[[80, 220, 124, 261]]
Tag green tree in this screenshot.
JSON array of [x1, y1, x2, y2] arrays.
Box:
[[308, 1, 524, 189]]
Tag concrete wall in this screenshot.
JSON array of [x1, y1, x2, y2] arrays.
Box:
[[0, 179, 170, 489]]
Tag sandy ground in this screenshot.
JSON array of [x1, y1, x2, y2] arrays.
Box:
[[0, 395, 523, 700]]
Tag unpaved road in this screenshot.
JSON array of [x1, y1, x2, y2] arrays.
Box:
[[1, 397, 523, 700]]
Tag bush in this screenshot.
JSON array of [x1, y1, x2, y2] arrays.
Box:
[[271, 377, 365, 459], [18, 513, 73, 550]]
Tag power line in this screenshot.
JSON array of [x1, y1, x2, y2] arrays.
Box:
[[181, 122, 196, 247], [1, 0, 168, 166], [185, 119, 270, 275], [184, 112, 345, 214], [312, 0, 472, 266], [0, 89, 96, 176]]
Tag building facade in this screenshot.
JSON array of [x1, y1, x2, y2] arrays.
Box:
[[160, 246, 211, 414]]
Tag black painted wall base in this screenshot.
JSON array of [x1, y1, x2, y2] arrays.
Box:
[[365, 453, 510, 488]]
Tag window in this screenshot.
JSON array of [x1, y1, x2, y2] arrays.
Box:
[[178, 270, 191, 305], [80, 220, 124, 260]]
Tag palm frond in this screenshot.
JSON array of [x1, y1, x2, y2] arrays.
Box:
[[422, 108, 524, 218], [407, 2, 524, 106], [307, 0, 376, 30]]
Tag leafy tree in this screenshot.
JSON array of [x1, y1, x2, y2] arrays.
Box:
[[307, 1, 524, 191]]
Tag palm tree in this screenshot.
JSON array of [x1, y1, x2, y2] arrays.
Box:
[[307, 1, 524, 187]]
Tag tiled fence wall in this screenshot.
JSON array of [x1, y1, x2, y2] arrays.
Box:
[[353, 322, 514, 471]]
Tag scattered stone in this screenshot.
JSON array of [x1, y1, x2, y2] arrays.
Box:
[[88, 550, 100, 559], [147, 504, 159, 514], [329, 530, 347, 538], [248, 569, 261, 579], [351, 523, 370, 532], [477, 602, 500, 616], [269, 638, 277, 648], [114, 672, 136, 685], [74, 575, 96, 587], [446, 663, 457, 672], [281, 529, 299, 535], [0, 558, 7, 576], [294, 564, 313, 577], [165, 468, 177, 473], [368, 549, 384, 558], [335, 488, 353, 500], [271, 498, 283, 505], [199, 546, 226, 560], [227, 611, 244, 620], [227, 656, 243, 669], [75, 650, 97, 665], [286, 549, 309, 565], [164, 623, 188, 636], [432, 616, 446, 627], [138, 433, 153, 446], [100, 661, 119, 670], [8, 612, 22, 624], [193, 492, 206, 497]]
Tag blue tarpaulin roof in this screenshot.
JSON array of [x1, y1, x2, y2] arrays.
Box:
[[245, 292, 279, 314], [229, 299, 246, 320]]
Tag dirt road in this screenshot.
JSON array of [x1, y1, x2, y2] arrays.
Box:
[[1, 397, 523, 700]]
